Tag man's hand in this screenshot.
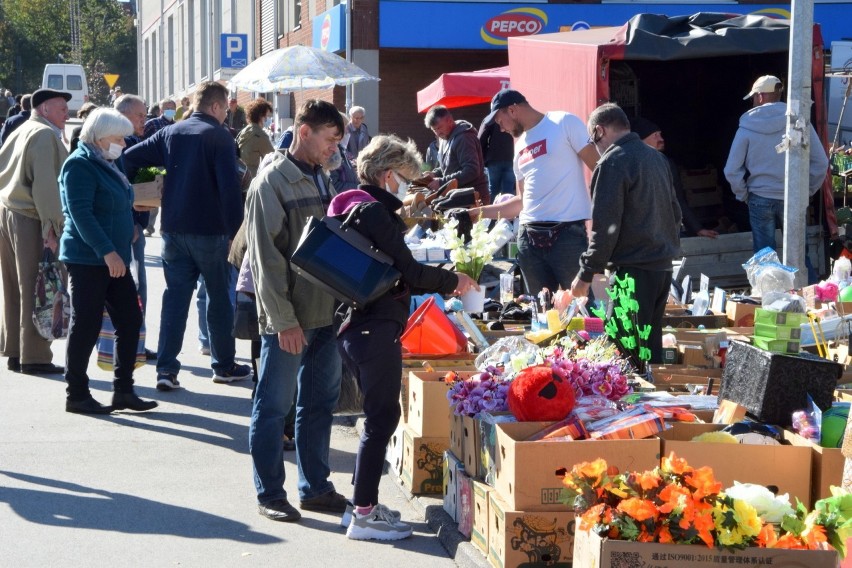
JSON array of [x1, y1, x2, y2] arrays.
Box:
[[570, 277, 591, 298], [427, 179, 441, 191], [454, 273, 480, 296], [44, 227, 58, 255], [104, 252, 126, 278], [696, 229, 719, 239], [278, 326, 308, 354]]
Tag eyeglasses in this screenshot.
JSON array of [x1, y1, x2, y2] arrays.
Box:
[[587, 126, 604, 145], [392, 171, 411, 185]]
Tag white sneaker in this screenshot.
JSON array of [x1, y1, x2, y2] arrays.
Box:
[[346, 504, 412, 541], [199, 345, 211, 356]]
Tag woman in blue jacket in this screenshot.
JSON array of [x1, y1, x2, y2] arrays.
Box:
[[59, 108, 157, 415]]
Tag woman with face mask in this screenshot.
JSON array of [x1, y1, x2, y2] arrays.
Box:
[[236, 98, 275, 177], [326, 134, 478, 541], [58, 108, 158, 415]]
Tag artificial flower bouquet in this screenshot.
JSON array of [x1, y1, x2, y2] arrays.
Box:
[[442, 217, 497, 281], [542, 336, 633, 403], [562, 453, 852, 557], [445, 366, 510, 417]]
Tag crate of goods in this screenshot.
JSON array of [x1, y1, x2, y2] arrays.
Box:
[[487, 491, 576, 568], [400, 361, 475, 423], [753, 308, 806, 327], [399, 425, 447, 495], [718, 340, 842, 427], [754, 321, 802, 340], [471, 480, 492, 554], [132, 175, 163, 207], [751, 336, 801, 354], [407, 370, 478, 438], [784, 430, 845, 505]]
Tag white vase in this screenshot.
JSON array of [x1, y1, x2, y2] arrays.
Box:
[[460, 287, 486, 312]]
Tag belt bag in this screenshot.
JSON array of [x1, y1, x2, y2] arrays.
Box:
[[524, 222, 569, 249], [291, 212, 401, 309]]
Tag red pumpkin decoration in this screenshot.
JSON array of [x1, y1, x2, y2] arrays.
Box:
[[507, 365, 576, 422]]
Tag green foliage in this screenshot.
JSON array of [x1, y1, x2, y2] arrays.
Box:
[[132, 167, 166, 184], [0, 0, 136, 100]]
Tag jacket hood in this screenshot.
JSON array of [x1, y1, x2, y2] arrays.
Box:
[[739, 102, 786, 135], [450, 120, 476, 139]]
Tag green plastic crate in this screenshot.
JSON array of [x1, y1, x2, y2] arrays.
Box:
[[752, 336, 801, 354], [753, 322, 802, 340], [753, 308, 806, 327]]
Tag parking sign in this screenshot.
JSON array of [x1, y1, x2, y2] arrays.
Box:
[[221, 34, 248, 68]]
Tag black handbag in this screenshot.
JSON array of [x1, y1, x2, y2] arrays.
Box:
[[232, 292, 260, 341], [290, 212, 401, 309]]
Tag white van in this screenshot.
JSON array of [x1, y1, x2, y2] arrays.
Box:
[[41, 64, 88, 116]]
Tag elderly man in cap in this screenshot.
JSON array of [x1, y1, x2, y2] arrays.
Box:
[[226, 96, 247, 132], [0, 88, 71, 375], [466, 89, 598, 295], [724, 75, 828, 253]]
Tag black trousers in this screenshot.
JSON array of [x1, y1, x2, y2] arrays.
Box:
[[338, 319, 403, 507], [614, 267, 673, 367], [65, 263, 142, 400]]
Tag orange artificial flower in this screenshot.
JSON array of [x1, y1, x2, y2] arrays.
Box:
[[801, 524, 828, 549], [757, 523, 778, 548], [634, 470, 662, 492], [617, 498, 659, 522], [685, 467, 722, 500], [693, 510, 716, 548], [580, 503, 611, 531], [658, 525, 674, 544], [575, 459, 609, 486], [774, 533, 808, 550], [661, 452, 693, 476]]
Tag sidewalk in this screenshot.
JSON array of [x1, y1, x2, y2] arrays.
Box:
[[0, 233, 460, 568]]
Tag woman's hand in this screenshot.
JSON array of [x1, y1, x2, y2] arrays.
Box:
[[104, 252, 126, 278], [454, 273, 480, 296]]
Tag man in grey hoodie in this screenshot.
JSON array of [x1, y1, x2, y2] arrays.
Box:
[[724, 75, 828, 253], [423, 106, 490, 204]]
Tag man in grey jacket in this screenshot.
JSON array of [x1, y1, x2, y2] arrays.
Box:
[[724, 75, 828, 253], [571, 103, 681, 366], [423, 106, 490, 204]]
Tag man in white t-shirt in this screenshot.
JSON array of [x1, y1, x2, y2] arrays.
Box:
[[467, 89, 598, 294]]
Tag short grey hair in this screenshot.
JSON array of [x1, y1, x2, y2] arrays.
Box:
[[348, 105, 365, 118], [79, 108, 134, 143], [113, 94, 145, 114], [356, 134, 422, 186], [424, 105, 451, 128], [160, 97, 176, 109], [588, 103, 630, 132]]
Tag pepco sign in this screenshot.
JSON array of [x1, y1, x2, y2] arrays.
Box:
[[481, 7, 548, 46]]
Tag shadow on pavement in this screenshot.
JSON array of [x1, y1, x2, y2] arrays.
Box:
[[109, 411, 250, 453], [0, 470, 282, 544]]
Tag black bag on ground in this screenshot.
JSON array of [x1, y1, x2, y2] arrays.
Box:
[[290, 212, 401, 309]]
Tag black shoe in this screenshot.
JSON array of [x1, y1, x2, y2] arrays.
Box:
[[282, 437, 296, 452], [7, 357, 20, 372], [144, 349, 158, 361], [299, 491, 348, 513], [258, 499, 302, 522], [66, 397, 113, 415], [112, 392, 158, 412], [21, 363, 64, 375]]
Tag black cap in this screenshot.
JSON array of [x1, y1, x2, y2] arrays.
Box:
[[31, 88, 72, 108], [630, 117, 661, 141], [483, 89, 527, 126]]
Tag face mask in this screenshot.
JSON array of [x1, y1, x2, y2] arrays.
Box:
[[341, 132, 351, 149], [391, 171, 409, 201], [103, 142, 123, 160], [326, 148, 343, 171], [264, 116, 273, 128], [163, 109, 176, 121]]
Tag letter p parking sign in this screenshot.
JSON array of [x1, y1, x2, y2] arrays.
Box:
[[220, 34, 248, 68]]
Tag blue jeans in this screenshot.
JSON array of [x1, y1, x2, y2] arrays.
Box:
[[249, 326, 342, 504], [196, 270, 237, 350], [748, 193, 784, 253], [486, 161, 516, 197], [517, 221, 589, 295], [157, 233, 235, 375], [131, 224, 147, 313]]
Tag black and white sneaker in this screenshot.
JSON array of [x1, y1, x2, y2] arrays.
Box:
[[156, 373, 181, 391], [213, 363, 252, 384]]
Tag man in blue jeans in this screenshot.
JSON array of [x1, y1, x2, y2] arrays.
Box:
[[245, 100, 345, 522], [124, 81, 251, 390], [724, 75, 828, 254]]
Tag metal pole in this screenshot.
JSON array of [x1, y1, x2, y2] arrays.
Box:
[[782, 0, 815, 288], [345, 0, 352, 111]]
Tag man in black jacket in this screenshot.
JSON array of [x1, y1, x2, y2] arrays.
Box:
[[571, 103, 681, 364], [423, 106, 490, 204]]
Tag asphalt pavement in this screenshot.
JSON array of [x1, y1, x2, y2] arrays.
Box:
[[0, 232, 465, 567]]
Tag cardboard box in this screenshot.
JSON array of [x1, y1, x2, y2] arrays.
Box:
[[443, 450, 463, 522], [660, 423, 813, 507], [573, 528, 838, 568], [457, 470, 474, 539], [487, 491, 575, 568], [450, 414, 464, 460], [662, 309, 727, 329], [462, 414, 482, 479], [400, 425, 447, 495], [726, 301, 758, 327], [472, 480, 492, 555], [132, 175, 163, 207], [784, 430, 845, 504], [680, 344, 710, 367], [681, 167, 722, 207], [493, 421, 660, 512], [386, 422, 405, 476], [407, 370, 477, 438], [719, 341, 842, 427]]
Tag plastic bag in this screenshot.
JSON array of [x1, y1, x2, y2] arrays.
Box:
[[762, 291, 806, 312], [742, 247, 780, 289], [753, 262, 797, 297], [474, 336, 541, 377], [32, 248, 70, 340]]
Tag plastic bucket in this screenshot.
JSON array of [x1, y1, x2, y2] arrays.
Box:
[[401, 296, 467, 356]]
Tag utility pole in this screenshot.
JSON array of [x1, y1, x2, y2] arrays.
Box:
[[782, 0, 815, 288], [69, 0, 82, 64]]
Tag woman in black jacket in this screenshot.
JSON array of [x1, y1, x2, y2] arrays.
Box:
[[331, 134, 478, 541]]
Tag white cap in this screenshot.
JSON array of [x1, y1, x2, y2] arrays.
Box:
[[743, 75, 782, 100]]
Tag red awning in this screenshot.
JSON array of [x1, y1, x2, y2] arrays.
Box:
[[416, 66, 510, 113]]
